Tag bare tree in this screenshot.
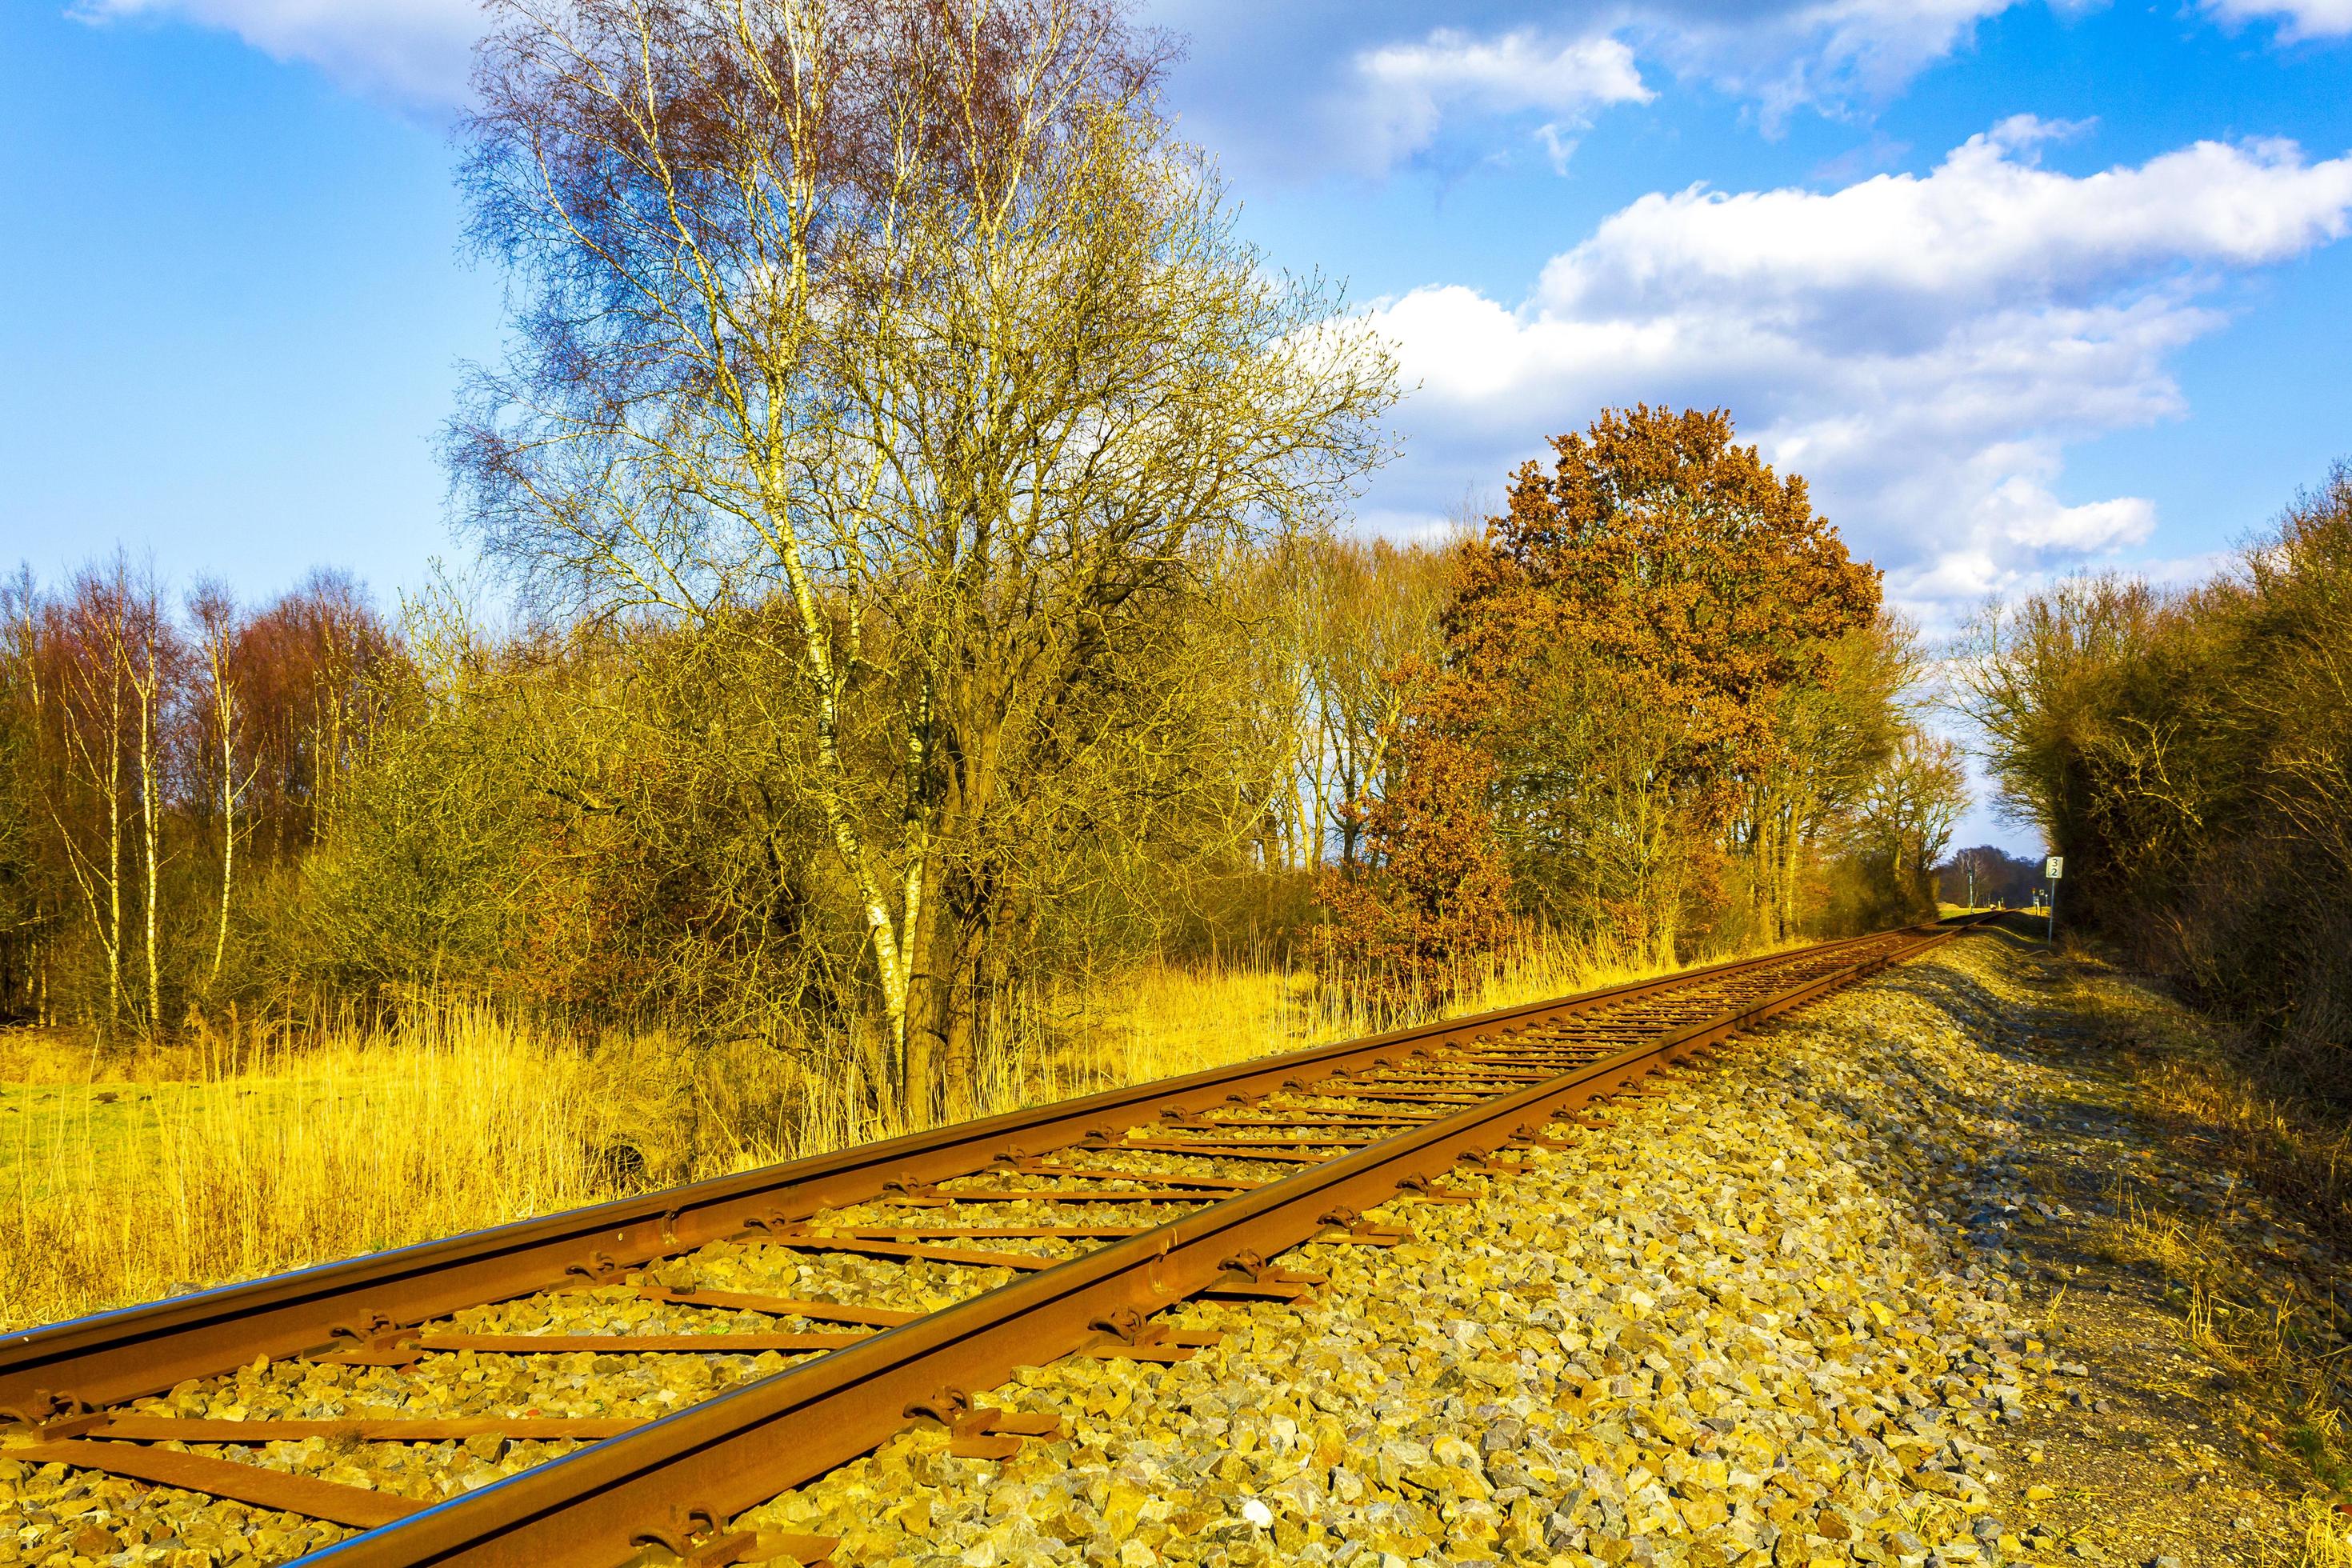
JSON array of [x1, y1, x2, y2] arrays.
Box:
[[1298, 538, 1454, 870], [1853, 730, 1968, 911], [189, 583, 253, 994], [451, 0, 1395, 1111], [35, 561, 179, 1034]]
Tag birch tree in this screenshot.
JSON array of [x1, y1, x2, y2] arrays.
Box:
[[452, 0, 1395, 1113], [34, 563, 179, 1034], [190, 584, 254, 994], [1309, 540, 1454, 870]]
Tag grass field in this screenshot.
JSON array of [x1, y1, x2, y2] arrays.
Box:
[[0, 927, 1682, 1333]]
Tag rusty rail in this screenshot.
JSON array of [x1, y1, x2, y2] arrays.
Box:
[[2, 915, 1989, 1568]]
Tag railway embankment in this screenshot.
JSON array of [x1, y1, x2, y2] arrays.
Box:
[[732, 927, 2326, 1567], [5, 924, 2338, 1567]]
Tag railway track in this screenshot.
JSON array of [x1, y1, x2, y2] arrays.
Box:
[[1, 916, 1989, 1568]]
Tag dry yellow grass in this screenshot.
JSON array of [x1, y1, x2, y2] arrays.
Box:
[[2057, 956, 2352, 1496], [0, 926, 1696, 1334], [2302, 1497, 2352, 1568]]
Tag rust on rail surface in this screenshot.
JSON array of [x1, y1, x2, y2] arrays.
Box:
[[0, 916, 1990, 1568]]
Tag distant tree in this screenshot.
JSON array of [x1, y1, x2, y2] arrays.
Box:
[[0, 572, 62, 1024], [1851, 731, 1968, 916], [1319, 670, 1512, 994], [1937, 845, 2042, 907], [1288, 537, 1456, 871], [186, 582, 251, 996], [30, 560, 183, 1035], [235, 570, 394, 862], [1731, 616, 1913, 942]]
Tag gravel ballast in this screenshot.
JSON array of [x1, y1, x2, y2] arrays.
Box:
[[738, 934, 2060, 1567]]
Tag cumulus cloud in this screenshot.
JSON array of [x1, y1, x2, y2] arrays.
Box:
[[1360, 127, 2352, 627], [1541, 117, 2352, 321], [2204, 0, 2352, 38], [70, 0, 483, 105], [1630, 0, 2038, 130], [1335, 26, 1651, 174], [1306, 0, 2050, 175]]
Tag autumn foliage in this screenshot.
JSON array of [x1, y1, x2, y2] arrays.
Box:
[[1317, 667, 1514, 983], [1455, 405, 1879, 790], [1327, 406, 1918, 991]]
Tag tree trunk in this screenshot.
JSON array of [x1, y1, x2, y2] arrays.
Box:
[[942, 948, 982, 1120], [106, 666, 123, 1031], [900, 1022, 935, 1128], [1777, 800, 1798, 940], [212, 654, 237, 990], [138, 671, 162, 1035], [903, 877, 986, 1125]]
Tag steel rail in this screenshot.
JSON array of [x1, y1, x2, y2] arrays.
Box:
[[0, 922, 1934, 1418], [287, 914, 1986, 1568]]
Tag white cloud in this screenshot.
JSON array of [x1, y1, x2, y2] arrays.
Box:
[[1983, 478, 2154, 551], [2204, 0, 2352, 38], [1361, 127, 2352, 629], [1337, 26, 1651, 174], [1541, 118, 2352, 322], [1310, 1, 2044, 174], [70, 0, 483, 105], [1535, 123, 1581, 174], [1633, 0, 2037, 130]]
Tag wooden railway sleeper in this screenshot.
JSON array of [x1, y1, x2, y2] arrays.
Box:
[[6, 1439, 427, 1530], [0, 1395, 105, 1442], [990, 1158, 1261, 1193]]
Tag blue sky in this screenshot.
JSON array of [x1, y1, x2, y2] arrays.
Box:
[[5, 0, 2350, 852]]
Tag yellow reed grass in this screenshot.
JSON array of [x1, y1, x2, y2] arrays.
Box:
[[2, 1006, 626, 1332]]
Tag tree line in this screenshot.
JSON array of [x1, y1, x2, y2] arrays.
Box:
[[1962, 462, 2352, 1059], [0, 0, 1964, 1118], [0, 562, 392, 1032], [1935, 846, 2047, 910], [0, 542, 1422, 1039], [0, 498, 1955, 1051]]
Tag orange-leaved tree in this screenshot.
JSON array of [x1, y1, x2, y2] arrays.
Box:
[[1318, 664, 1513, 998], [1331, 406, 1879, 980]]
